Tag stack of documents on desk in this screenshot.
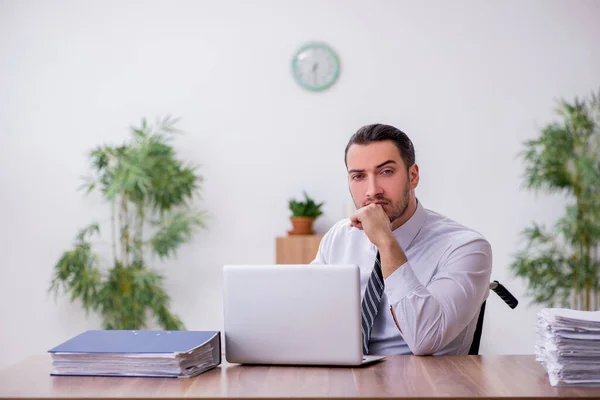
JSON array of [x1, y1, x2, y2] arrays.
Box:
[[535, 308, 600, 386], [48, 330, 221, 378]]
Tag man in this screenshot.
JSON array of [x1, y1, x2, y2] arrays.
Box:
[[311, 124, 492, 356]]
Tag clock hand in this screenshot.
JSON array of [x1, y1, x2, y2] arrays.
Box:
[[312, 63, 319, 85]]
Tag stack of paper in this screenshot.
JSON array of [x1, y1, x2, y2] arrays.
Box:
[[535, 308, 600, 386], [48, 330, 221, 378]]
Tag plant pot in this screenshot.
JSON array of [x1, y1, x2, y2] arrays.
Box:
[[288, 217, 315, 235]]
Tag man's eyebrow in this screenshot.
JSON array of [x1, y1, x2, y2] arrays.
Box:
[[348, 160, 397, 174], [348, 168, 365, 174], [376, 160, 396, 169]]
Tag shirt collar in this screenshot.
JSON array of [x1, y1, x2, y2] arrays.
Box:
[[390, 198, 427, 251]]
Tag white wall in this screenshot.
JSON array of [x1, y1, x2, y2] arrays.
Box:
[[1, 0, 599, 370]]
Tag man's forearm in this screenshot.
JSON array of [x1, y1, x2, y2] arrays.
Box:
[[378, 236, 408, 279]]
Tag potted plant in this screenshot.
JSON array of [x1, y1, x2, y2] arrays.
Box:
[[288, 192, 325, 235], [49, 116, 207, 330], [511, 89, 600, 311]]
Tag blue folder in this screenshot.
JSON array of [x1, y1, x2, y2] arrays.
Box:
[[48, 330, 221, 378], [49, 330, 220, 354]]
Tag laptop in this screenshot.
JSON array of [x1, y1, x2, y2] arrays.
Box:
[[222, 264, 385, 366]]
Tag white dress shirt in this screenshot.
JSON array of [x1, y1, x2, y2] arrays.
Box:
[[311, 199, 492, 356]]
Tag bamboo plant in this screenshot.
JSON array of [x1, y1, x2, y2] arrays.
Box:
[[511, 89, 600, 311], [49, 116, 206, 329]]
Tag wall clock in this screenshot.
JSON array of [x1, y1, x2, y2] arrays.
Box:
[[291, 42, 340, 91]]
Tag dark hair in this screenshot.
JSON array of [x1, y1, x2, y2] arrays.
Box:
[[344, 124, 416, 169]]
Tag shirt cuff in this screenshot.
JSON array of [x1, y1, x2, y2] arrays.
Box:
[[384, 261, 422, 304]]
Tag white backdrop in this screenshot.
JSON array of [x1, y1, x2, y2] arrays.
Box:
[[1, 0, 599, 370]]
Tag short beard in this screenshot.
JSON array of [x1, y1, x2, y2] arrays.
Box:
[[386, 182, 411, 224], [353, 181, 411, 224]]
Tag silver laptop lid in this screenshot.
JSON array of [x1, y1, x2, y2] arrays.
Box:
[[222, 264, 363, 365]]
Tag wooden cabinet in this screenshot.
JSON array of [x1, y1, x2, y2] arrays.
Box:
[[276, 235, 323, 264]]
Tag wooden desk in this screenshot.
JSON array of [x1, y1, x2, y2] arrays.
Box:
[[1, 355, 600, 399]]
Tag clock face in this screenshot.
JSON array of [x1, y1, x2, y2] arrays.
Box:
[[291, 42, 340, 91]]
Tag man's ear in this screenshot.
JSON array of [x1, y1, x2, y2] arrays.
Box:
[[409, 164, 419, 189]]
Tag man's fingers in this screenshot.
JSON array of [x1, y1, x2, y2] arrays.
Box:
[[349, 214, 363, 230], [350, 203, 388, 236], [349, 209, 363, 224], [350, 221, 363, 230]]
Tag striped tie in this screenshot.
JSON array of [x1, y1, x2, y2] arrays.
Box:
[[361, 250, 385, 354]]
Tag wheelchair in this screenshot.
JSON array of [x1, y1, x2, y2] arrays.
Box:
[[468, 281, 519, 355]]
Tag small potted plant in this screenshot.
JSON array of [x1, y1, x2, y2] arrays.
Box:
[[288, 192, 325, 235]]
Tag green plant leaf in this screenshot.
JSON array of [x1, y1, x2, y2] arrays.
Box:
[[49, 224, 102, 314], [50, 116, 205, 329], [513, 88, 600, 311], [288, 191, 325, 218], [149, 210, 207, 260]]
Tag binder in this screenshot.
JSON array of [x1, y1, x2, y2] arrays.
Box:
[[48, 330, 221, 378]]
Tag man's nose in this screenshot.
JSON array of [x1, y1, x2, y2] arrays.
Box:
[[366, 176, 383, 199]]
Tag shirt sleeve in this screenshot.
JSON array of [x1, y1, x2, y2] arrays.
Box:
[[384, 238, 492, 355], [310, 239, 328, 264], [310, 222, 339, 264]]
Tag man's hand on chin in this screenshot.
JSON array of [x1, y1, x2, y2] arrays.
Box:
[[350, 204, 407, 278], [349, 203, 393, 247]]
